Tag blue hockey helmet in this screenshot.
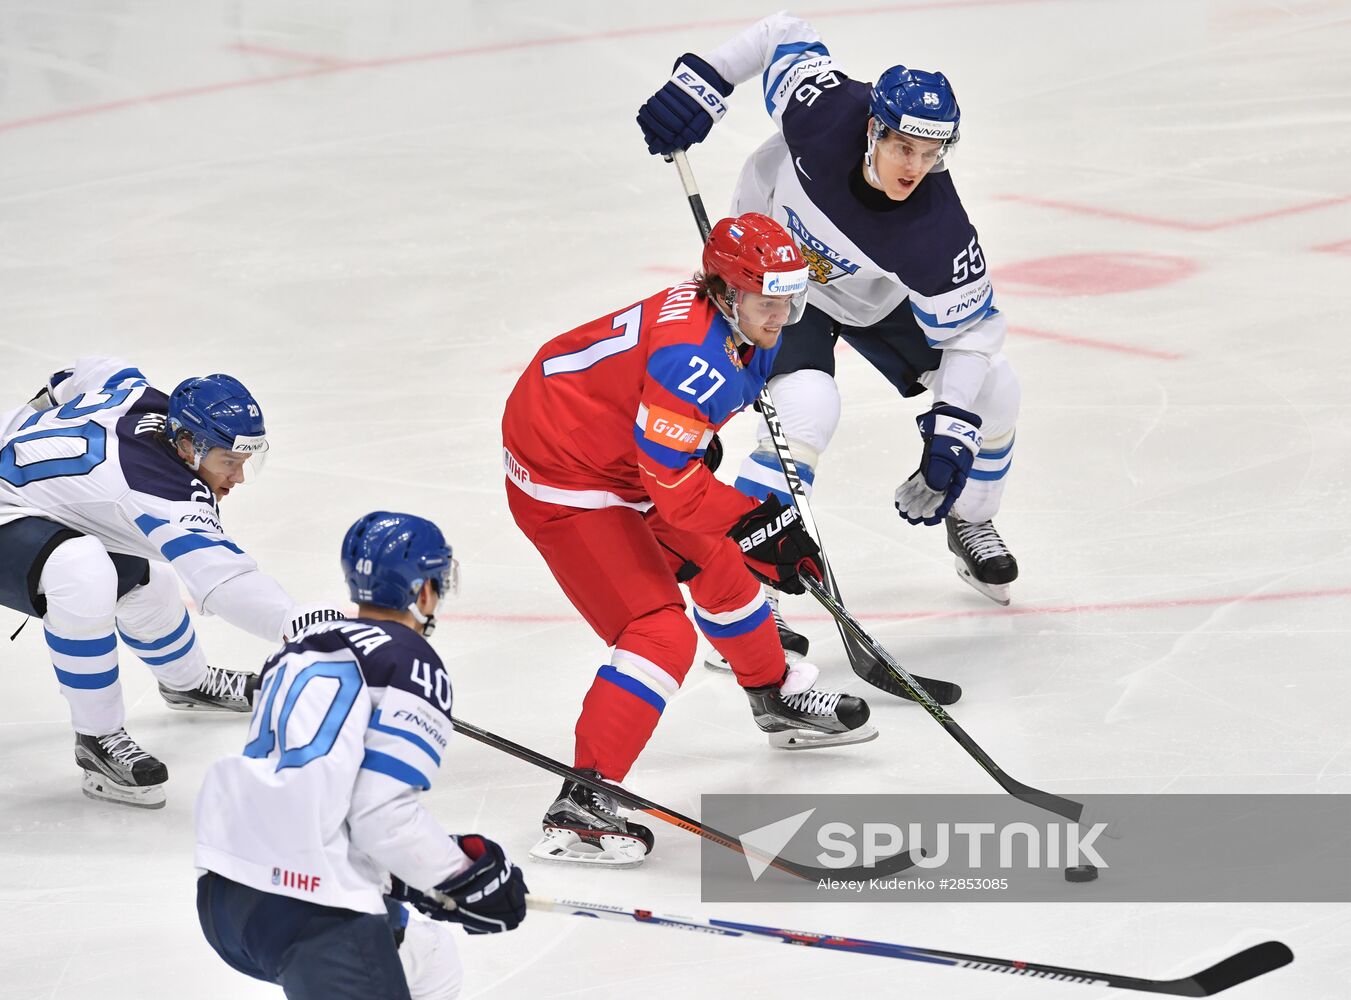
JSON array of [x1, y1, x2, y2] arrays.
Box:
[[341, 512, 459, 634], [166, 374, 269, 472], [869, 65, 961, 146]]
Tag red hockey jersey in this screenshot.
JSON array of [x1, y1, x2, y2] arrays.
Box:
[[502, 282, 774, 535]]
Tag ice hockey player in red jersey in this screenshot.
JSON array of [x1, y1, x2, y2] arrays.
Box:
[[502, 212, 877, 867]]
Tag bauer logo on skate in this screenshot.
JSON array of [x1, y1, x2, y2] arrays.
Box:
[[642, 405, 708, 451]]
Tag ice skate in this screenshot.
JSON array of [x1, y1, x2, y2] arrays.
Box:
[[704, 591, 809, 673], [74, 729, 168, 809], [529, 769, 654, 868], [745, 659, 877, 750], [946, 515, 1018, 606], [158, 665, 258, 713]]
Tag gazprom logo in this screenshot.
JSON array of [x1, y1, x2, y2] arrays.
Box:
[[763, 268, 809, 296]]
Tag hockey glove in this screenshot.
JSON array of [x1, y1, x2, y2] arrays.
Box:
[[27, 368, 73, 411], [391, 835, 527, 935], [729, 495, 822, 595], [894, 404, 983, 526], [702, 432, 723, 474], [636, 53, 733, 156]]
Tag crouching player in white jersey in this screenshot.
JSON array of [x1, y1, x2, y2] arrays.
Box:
[[0, 356, 341, 808], [638, 13, 1022, 623], [195, 512, 527, 1000]]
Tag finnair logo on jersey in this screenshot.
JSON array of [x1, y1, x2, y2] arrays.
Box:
[[783, 207, 859, 284]]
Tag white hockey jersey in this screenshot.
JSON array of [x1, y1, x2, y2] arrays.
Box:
[[195, 618, 469, 914], [0, 356, 291, 640], [706, 14, 1008, 405]]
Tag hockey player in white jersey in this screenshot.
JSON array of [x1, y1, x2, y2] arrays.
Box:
[[195, 511, 526, 1000], [638, 13, 1022, 626], [0, 357, 340, 808]]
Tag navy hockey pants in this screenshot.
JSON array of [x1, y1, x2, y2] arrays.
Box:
[[772, 301, 942, 397], [197, 872, 412, 1000], [0, 516, 148, 618]]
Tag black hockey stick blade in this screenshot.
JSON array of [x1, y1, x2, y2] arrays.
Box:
[[1174, 941, 1294, 997], [450, 716, 924, 883], [801, 574, 1085, 823], [820, 559, 962, 705]]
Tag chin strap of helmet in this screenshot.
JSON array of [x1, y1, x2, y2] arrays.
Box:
[[864, 116, 888, 187], [714, 289, 754, 346], [410, 583, 442, 637]]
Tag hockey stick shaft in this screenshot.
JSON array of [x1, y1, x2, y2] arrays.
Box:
[[666, 150, 959, 705], [449, 716, 922, 882], [526, 895, 1293, 995], [800, 574, 1085, 823]]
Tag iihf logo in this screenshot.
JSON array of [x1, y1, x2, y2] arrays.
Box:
[[923, 91, 940, 107], [271, 867, 281, 885]]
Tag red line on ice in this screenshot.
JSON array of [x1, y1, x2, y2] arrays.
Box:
[[1313, 239, 1351, 255], [0, 0, 1052, 136], [225, 43, 352, 68], [1008, 325, 1184, 361], [440, 586, 1351, 625], [998, 193, 1351, 233]]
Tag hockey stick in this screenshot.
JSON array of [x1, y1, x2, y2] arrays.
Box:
[[667, 149, 960, 706], [450, 715, 923, 882], [524, 895, 1294, 996], [800, 574, 1085, 823]]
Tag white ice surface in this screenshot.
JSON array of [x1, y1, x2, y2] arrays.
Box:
[[1, 1, 1349, 998]]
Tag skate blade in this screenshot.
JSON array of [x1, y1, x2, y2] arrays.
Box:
[[702, 652, 733, 673], [768, 723, 879, 751], [160, 699, 247, 713], [528, 827, 649, 869], [80, 771, 166, 809], [953, 558, 1011, 606]]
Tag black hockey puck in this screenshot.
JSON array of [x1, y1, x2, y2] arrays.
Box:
[[1064, 865, 1098, 883]]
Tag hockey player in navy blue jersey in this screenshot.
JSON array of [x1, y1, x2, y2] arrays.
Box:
[[195, 511, 527, 1000], [0, 356, 342, 807], [638, 13, 1022, 630]]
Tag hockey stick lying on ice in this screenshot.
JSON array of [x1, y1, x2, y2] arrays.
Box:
[[667, 149, 960, 707], [451, 716, 923, 882], [424, 889, 1293, 996], [800, 574, 1086, 824]]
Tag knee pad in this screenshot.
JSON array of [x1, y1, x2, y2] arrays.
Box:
[[969, 354, 1021, 441], [615, 606, 697, 688], [753, 369, 842, 460], [39, 536, 118, 626]]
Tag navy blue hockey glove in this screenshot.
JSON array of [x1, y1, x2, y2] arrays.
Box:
[[729, 495, 822, 595], [894, 404, 983, 526], [637, 53, 733, 156], [391, 835, 527, 935]]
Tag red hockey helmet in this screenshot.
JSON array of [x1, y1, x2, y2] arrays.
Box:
[[702, 212, 809, 301]]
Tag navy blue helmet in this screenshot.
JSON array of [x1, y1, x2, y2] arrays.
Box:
[[869, 65, 961, 147], [166, 373, 268, 468], [341, 512, 458, 632]]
